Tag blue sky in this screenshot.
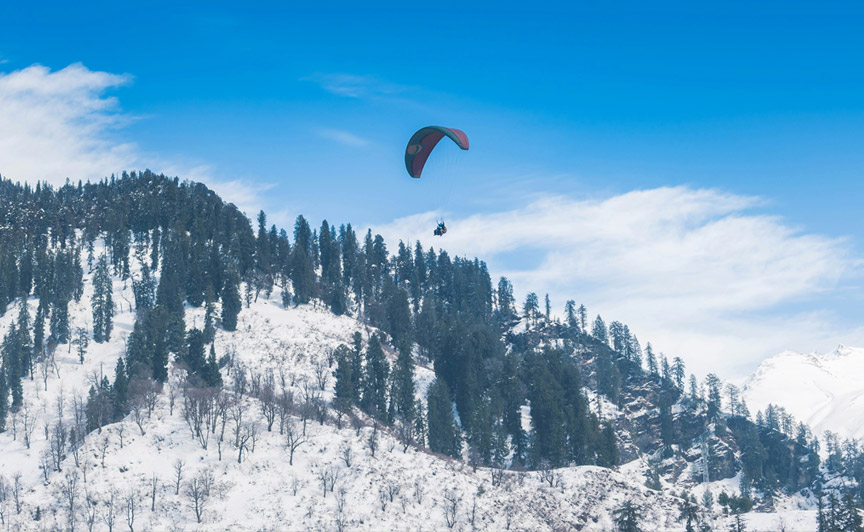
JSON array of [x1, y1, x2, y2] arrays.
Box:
[[1, 2, 862, 377]]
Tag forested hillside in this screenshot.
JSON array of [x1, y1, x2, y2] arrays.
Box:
[[0, 171, 862, 531]]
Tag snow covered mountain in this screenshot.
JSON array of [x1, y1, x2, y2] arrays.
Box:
[[0, 173, 845, 531], [741, 345, 864, 439]]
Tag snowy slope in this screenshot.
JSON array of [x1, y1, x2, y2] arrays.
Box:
[[741, 345, 864, 439], [0, 239, 833, 531], [0, 248, 700, 532]]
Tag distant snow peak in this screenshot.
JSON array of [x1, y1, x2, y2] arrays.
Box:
[[741, 345, 864, 439]]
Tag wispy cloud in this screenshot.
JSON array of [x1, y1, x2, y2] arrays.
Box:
[[374, 187, 862, 377], [0, 63, 135, 183], [304, 72, 409, 99], [316, 128, 370, 147]]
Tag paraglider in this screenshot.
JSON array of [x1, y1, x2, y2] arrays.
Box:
[[404, 126, 469, 178], [434, 221, 447, 236]]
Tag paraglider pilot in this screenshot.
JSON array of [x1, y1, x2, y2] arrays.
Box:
[[434, 221, 447, 236]]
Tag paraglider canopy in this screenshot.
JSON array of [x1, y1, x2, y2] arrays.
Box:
[[405, 126, 469, 178]]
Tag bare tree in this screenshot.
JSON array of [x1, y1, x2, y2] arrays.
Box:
[[116, 423, 126, 449], [124, 486, 138, 532], [334, 488, 349, 532], [378, 487, 389, 512], [81, 458, 93, 485], [384, 480, 399, 503], [0, 476, 8, 526], [367, 422, 379, 457], [9, 410, 18, 441], [232, 365, 248, 397], [173, 460, 185, 495], [313, 359, 329, 390], [48, 422, 68, 471], [469, 493, 478, 528], [84, 488, 99, 532], [167, 379, 178, 416], [183, 387, 214, 449], [249, 369, 262, 397], [538, 460, 559, 488], [59, 470, 79, 532], [213, 393, 231, 461], [504, 503, 515, 530], [40, 358, 50, 391], [144, 380, 160, 418], [38, 451, 51, 482], [237, 422, 258, 464], [284, 419, 308, 466], [185, 469, 215, 524], [443, 489, 459, 529], [491, 466, 505, 487], [316, 466, 341, 498], [277, 390, 294, 435], [96, 436, 109, 467], [413, 478, 425, 504], [260, 383, 278, 432], [11, 473, 21, 515], [150, 474, 158, 512], [21, 403, 36, 449], [230, 399, 245, 447], [101, 487, 118, 532], [340, 443, 353, 467]]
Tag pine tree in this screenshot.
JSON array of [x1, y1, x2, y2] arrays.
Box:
[[842, 493, 863, 532], [360, 334, 389, 419], [426, 378, 461, 458], [132, 263, 156, 312], [291, 215, 315, 304], [221, 267, 242, 332], [612, 501, 642, 532], [564, 300, 577, 329], [592, 315, 608, 344], [706, 373, 722, 421], [523, 292, 539, 326], [333, 346, 355, 411], [645, 343, 658, 375], [112, 357, 129, 420], [496, 277, 516, 323], [1, 323, 24, 411], [204, 344, 222, 387], [183, 329, 208, 381], [203, 287, 216, 343], [390, 341, 417, 426], [75, 327, 89, 364], [0, 369, 7, 431], [50, 299, 70, 344], [384, 284, 412, 345], [92, 254, 114, 343], [33, 303, 45, 364], [577, 304, 588, 332], [15, 300, 32, 379], [672, 357, 686, 391]]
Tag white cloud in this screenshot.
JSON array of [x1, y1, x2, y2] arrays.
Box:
[[316, 128, 370, 147], [0, 63, 135, 184], [374, 187, 861, 378], [0, 62, 271, 217]]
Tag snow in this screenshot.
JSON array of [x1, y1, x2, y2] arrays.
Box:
[[741, 345, 864, 438]]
